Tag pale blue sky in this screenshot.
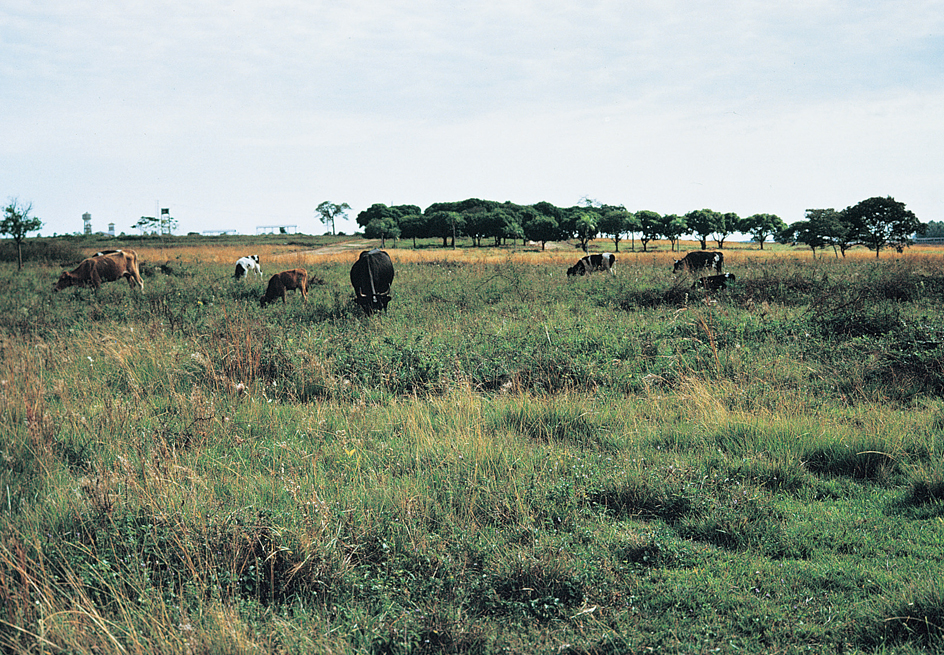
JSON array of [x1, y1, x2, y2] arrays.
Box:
[[2, 1, 942, 236]]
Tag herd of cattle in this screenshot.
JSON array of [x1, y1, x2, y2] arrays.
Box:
[[52, 246, 735, 311]]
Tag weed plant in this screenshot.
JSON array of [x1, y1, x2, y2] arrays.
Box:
[[0, 243, 943, 653]]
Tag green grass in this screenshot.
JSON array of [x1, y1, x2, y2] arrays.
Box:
[[1, 245, 943, 653]]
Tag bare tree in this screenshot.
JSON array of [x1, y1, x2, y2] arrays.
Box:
[[316, 201, 351, 236]]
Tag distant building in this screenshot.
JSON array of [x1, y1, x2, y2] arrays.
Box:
[[108, 223, 115, 237], [83, 212, 92, 235]]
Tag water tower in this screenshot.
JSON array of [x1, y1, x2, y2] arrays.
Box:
[[83, 212, 92, 235]]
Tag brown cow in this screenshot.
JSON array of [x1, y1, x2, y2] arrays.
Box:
[[54, 249, 144, 292], [260, 269, 309, 307]]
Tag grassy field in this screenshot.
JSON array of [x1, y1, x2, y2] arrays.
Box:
[[1, 238, 943, 654]]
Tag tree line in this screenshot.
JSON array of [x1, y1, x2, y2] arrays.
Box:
[[777, 197, 924, 258], [316, 195, 923, 258], [0, 194, 926, 268]]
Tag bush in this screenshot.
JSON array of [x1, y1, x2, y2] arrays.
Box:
[[0, 238, 87, 265]]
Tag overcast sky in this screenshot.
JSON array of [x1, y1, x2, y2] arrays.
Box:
[[2, 1, 942, 237]]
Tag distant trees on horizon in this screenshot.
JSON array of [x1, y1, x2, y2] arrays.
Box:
[[349, 195, 925, 256]]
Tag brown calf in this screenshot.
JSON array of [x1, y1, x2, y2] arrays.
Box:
[[261, 269, 309, 307]]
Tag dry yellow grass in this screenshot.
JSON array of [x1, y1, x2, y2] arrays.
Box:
[[127, 239, 944, 271]]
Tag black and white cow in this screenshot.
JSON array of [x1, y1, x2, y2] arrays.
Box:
[[350, 249, 395, 315], [673, 251, 723, 274], [567, 253, 616, 276], [233, 255, 262, 279], [692, 273, 736, 291]]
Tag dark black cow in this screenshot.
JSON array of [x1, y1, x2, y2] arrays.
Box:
[[567, 252, 616, 276], [350, 249, 395, 315], [673, 251, 724, 274], [692, 273, 736, 291]]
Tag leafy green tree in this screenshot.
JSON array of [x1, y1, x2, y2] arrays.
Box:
[[531, 201, 563, 222], [635, 210, 662, 252], [712, 212, 739, 249], [523, 215, 562, 251], [657, 213, 688, 252], [462, 205, 501, 247], [398, 212, 426, 247], [1, 199, 43, 270], [364, 217, 400, 247], [496, 206, 525, 246], [428, 199, 510, 246], [844, 196, 924, 257], [315, 201, 351, 236], [809, 208, 854, 257], [740, 213, 786, 250], [778, 209, 851, 258], [574, 213, 598, 252], [424, 210, 464, 248], [597, 206, 632, 252], [508, 206, 538, 246], [623, 211, 642, 251], [777, 220, 829, 257], [356, 204, 392, 230], [685, 209, 721, 250]]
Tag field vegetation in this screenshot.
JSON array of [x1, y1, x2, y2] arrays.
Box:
[[1, 236, 943, 654]]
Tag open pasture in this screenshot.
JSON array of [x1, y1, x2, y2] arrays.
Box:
[[1, 239, 943, 654]]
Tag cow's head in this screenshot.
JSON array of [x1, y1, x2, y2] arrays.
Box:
[[355, 293, 390, 315], [53, 272, 76, 292], [672, 260, 683, 273]]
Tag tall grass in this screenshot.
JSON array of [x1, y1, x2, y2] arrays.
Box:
[[1, 243, 943, 653]]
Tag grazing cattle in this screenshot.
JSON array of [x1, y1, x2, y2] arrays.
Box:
[[693, 273, 736, 291], [54, 249, 144, 292], [350, 249, 395, 315], [260, 269, 308, 307], [233, 255, 262, 279], [673, 250, 724, 274], [567, 253, 616, 276]]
